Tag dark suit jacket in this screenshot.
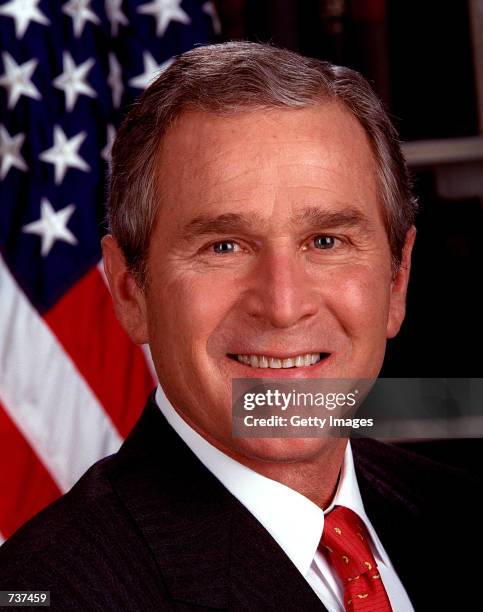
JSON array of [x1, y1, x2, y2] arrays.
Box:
[[0, 392, 480, 611]]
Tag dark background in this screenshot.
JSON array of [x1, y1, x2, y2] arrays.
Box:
[[213, 0, 483, 378]]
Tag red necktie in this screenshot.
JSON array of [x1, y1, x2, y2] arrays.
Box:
[[319, 506, 392, 611]]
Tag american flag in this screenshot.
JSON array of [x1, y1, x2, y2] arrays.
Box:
[[0, 0, 217, 543]]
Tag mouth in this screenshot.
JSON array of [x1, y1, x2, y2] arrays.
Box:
[[228, 352, 331, 371]]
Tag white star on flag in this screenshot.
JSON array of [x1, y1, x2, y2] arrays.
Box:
[[105, 0, 128, 36], [137, 0, 191, 37], [22, 198, 78, 257], [128, 51, 173, 90], [62, 0, 100, 38], [0, 0, 50, 38], [0, 124, 27, 179], [39, 125, 90, 185], [107, 53, 123, 108], [101, 124, 116, 162], [53, 52, 96, 112], [0, 52, 41, 108], [202, 1, 221, 35]]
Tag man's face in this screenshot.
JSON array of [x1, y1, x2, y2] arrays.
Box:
[[107, 104, 414, 461]]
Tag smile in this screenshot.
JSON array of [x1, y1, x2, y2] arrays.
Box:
[[231, 352, 326, 369]]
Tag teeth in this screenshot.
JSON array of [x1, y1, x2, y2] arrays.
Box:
[[236, 352, 321, 369], [269, 358, 282, 368]]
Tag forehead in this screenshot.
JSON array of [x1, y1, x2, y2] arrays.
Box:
[[155, 103, 381, 227]]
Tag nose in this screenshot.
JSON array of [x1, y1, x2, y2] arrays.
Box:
[[242, 248, 320, 329]]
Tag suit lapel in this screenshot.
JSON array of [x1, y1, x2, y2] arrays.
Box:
[[352, 440, 423, 606], [108, 395, 326, 610], [352, 437, 475, 610], [228, 502, 327, 610]]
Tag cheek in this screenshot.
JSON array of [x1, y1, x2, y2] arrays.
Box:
[[326, 265, 391, 339], [147, 273, 235, 359]]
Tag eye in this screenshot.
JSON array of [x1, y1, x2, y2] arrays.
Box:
[[313, 235, 339, 249], [211, 240, 240, 254]]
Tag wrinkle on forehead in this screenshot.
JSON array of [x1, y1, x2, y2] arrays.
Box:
[[157, 101, 374, 171], [154, 103, 382, 229]]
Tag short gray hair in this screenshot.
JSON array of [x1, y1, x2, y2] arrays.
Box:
[[108, 41, 417, 286]]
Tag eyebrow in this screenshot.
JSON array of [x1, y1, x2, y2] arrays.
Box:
[[294, 206, 374, 233], [178, 212, 265, 241], [178, 206, 374, 241]]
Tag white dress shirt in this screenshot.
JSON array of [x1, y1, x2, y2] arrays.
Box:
[[155, 385, 414, 612]]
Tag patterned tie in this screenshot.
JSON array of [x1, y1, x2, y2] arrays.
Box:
[[319, 506, 392, 611]]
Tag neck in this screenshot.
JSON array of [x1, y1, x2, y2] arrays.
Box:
[[202, 431, 348, 509], [164, 395, 348, 509], [229, 438, 348, 509]]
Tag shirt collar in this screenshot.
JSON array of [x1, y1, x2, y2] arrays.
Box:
[[155, 384, 389, 577]]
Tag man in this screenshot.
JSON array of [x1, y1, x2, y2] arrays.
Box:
[[0, 42, 479, 611]]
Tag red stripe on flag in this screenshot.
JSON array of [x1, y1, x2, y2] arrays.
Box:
[[0, 402, 61, 539], [44, 267, 155, 438]]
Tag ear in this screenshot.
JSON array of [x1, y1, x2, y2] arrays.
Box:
[[101, 235, 149, 344], [386, 225, 416, 339]]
